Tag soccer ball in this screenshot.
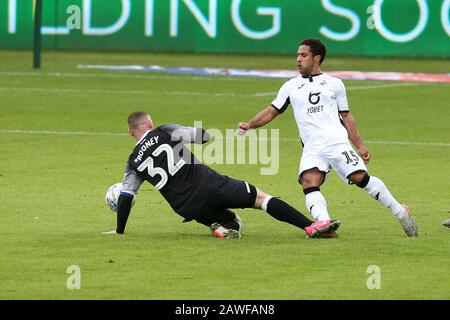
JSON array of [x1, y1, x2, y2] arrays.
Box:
[[105, 183, 135, 212]]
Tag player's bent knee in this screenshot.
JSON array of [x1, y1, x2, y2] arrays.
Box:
[[299, 176, 322, 189], [352, 172, 370, 188], [299, 168, 325, 187]]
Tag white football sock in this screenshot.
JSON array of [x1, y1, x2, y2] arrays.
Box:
[[363, 176, 406, 220], [305, 191, 330, 221]]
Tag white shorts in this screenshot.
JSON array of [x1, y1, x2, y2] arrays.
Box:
[[299, 143, 368, 184]]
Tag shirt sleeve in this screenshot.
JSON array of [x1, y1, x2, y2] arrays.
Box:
[[122, 162, 144, 197], [160, 124, 210, 144], [116, 162, 143, 234], [270, 80, 292, 114], [336, 79, 349, 112]]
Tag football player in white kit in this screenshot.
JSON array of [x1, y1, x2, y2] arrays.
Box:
[[237, 38, 418, 237]]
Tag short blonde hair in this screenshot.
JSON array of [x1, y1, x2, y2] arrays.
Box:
[[127, 111, 152, 132]]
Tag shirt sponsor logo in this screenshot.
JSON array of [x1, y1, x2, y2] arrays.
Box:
[[309, 92, 321, 105], [307, 105, 324, 114]]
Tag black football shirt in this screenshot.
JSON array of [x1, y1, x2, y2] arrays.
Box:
[[122, 124, 227, 218]]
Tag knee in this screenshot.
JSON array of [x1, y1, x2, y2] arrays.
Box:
[[254, 188, 268, 209], [349, 171, 370, 188], [299, 169, 324, 188]]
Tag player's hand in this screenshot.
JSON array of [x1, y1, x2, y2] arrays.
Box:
[[101, 230, 118, 235], [358, 146, 371, 164], [237, 122, 250, 135]]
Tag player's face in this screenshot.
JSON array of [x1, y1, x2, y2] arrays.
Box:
[[297, 45, 317, 76]]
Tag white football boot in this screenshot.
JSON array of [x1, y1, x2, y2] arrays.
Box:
[[399, 205, 418, 237], [210, 223, 241, 239]]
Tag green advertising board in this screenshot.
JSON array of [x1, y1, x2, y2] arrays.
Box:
[[1, 0, 449, 57]]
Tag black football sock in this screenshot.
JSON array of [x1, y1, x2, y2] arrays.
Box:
[[266, 197, 313, 230], [223, 220, 240, 231], [222, 211, 240, 231]]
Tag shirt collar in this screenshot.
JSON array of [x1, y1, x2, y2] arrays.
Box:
[[301, 73, 323, 82], [135, 130, 151, 146]]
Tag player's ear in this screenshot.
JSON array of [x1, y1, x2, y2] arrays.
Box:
[[128, 128, 132, 136], [314, 55, 321, 64]]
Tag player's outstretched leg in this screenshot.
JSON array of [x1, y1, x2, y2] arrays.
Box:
[[305, 219, 341, 238], [354, 173, 418, 237], [399, 205, 418, 237], [210, 223, 241, 239], [300, 169, 331, 222], [256, 189, 340, 238], [195, 210, 242, 239], [304, 187, 331, 222], [222, 212, 244, 235], [212, 210, 243, 239]]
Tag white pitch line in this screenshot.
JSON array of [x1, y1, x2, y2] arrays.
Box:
[[0, 129, 127, 136], [267, 137, 450, 147], [346, 82, 420, 90], [0, 129, 449, 147], [365, 140, 450, 147], [0, 71, 266, 82], [0, 80, 424, 98], [0, 71, 430, 90], [0, 86, 267, 97]]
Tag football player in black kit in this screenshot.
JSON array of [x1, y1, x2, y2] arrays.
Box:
[[102, 111, 340, 239]]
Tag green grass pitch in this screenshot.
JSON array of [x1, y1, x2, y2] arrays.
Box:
[[0, 51, 449, 299]]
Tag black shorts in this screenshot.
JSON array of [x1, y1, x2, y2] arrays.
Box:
[[179, 176, 257, 226]]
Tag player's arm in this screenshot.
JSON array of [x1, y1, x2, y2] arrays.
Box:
[[161, 124, 210, 144], [238, 80, 291, 134], [238, 106, 280, 134], [102, 195, 133, 235], [102, 164, 143, 235], [340, 111, 371, 164], [115, 193, 134, 234], [336, 79, 371, 164]]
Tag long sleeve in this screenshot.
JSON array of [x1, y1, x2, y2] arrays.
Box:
[[116, 194, 133, 234], [116, 162, 144, 233], [160, 124, 210, 144]]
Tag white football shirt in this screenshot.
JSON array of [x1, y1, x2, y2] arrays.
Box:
[[271, 73, 350, 148]]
